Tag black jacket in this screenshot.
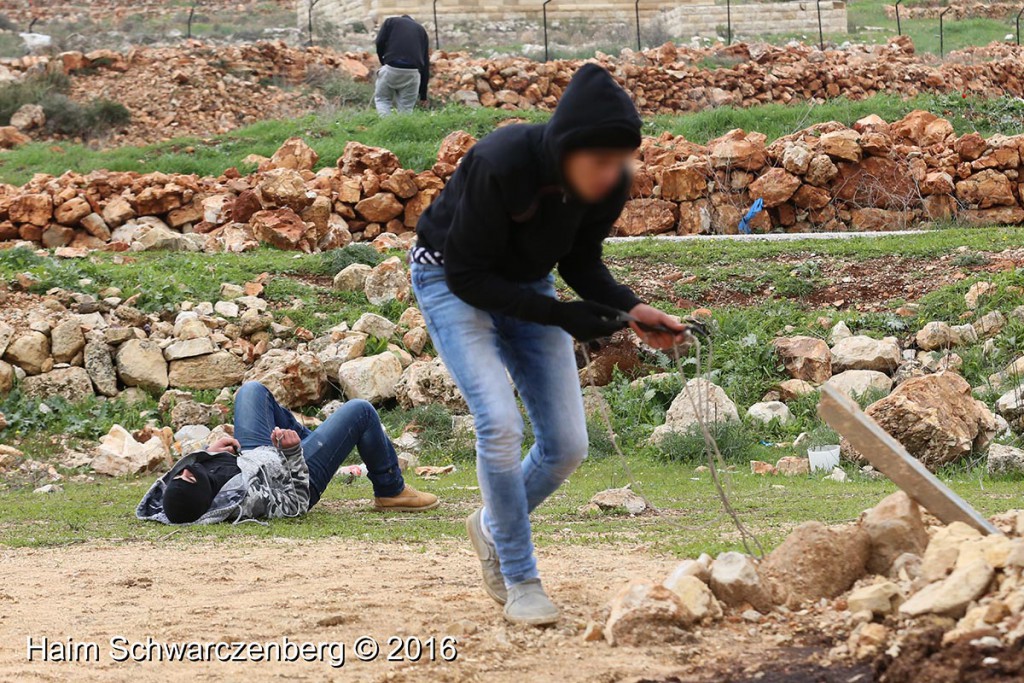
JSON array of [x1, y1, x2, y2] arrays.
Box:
[[416, 64, 643, 324], [375, 15, 430, 101]]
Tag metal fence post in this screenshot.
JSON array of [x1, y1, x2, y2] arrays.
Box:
[[816, 0, 824, 50], [726, 0, 732, 45], [1017, 5, 1023, 45], [433, 0, 440, 49], [187, 2, 197, 39], [307, 0, 321, 46], [543, 0, 552, 61], [635, 0, 642, 51], [939, 6, 950, 57], [895, 0, 903, 36]]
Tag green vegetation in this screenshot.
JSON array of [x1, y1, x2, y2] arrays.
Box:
[[0, 72, 129, 140], [2, 91, 1022, 185], [3, 228, 1024, 549]]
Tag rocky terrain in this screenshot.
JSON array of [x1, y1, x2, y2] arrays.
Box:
[[0, 108, 1021, 261], [0, 0, 293, 26], [601, 490, 1024, 680], [0, 37, 1023, 146]]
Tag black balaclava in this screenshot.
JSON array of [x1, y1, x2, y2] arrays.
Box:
[[163, 464, 214, 524]]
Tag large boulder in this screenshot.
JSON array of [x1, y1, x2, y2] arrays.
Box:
[[651, 378, 738, 443], [333, 263, 372, 291], [257, 168, 312, 212], [831, 335, 901, 373], [843, 372, 996, 471], [773, 336, 832, 384], [825, 370, 893, 399], [860, 491, 930, 574], [996, 384, 1024, 430], [115, 339, 168, 392], [21, 367, 94, 403], [987, 443, 1024, 477], [395, 358, 466, 412], [269, 137, 319, 171], [759, 521, 871, 609], [168, 351, 246, 390], [50, 319, 85, 364], [337, 353, 402, 404], [3, 331, 51, 375], [243, 350, 327, 409]]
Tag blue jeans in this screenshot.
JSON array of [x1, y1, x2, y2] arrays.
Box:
[[233, 382, 405, 506], [411, 262, 588, 586]]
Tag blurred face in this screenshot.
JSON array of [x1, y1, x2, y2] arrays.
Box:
[[562, 149, 633, 203]]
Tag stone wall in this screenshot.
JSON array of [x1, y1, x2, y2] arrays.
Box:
[[302, 0, 848, 38]]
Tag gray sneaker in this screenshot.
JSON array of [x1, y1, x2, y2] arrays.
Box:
[[504, 579, 560, 626], [466, 508, 507, 605]]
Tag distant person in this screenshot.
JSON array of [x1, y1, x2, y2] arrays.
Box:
[[374, 14, 430, 115], [137, 382, 438, 525]]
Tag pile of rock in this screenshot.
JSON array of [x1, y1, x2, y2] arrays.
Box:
[[430, 38, 1024, 115], [620, 109, 1024, 236], [0, 134, 453, 253], [601, 490, 1024, 674], [0, 40, 375, 147], [5, 107, 1024, 252], [0, 0, 293, 26], [0, 254, 468, 477], [884, 1, 1022, 20]]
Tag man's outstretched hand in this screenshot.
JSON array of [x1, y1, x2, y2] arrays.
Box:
[[627, 303, 690, 350], [209, 436, 241, 455], [271, 428, 301, 450]]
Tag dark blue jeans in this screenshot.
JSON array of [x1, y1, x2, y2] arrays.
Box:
[[233, 382, 405, 506]]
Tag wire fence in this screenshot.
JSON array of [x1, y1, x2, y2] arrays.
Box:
[[3, 1, 1024, 63]]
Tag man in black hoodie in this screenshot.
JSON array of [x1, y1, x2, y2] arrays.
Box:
[[374, 15, 430, 115], [411, 65, 688, 626]]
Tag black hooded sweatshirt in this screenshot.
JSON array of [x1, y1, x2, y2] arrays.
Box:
[[415, 64, 644, 324], [375, 15, 430, 102]]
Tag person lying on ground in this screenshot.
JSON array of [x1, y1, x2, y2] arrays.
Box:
[[411, 63, 691, 626], [137, 381, 438, 525]]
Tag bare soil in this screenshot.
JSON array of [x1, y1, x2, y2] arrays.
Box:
[[0, 538, 854, 683]]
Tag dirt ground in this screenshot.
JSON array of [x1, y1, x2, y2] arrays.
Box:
[[0, 538, 869, 683]]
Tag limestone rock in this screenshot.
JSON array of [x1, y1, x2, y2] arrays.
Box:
[[84, 341, 118, 397], [825, 370, 893, 399], [243, 350, 326, 408], [860, 491, 930, 574], [831, 335, 901, 374], [115, 339, 168, 392], [338, 353, 403, 404], [333, 263, 372, 291], [269, 137, 319, 171], [746, 401, 793, 425], [987, 443, 1024, 477], [22, 367, 94, 403], [844, 373, 996, 471], [394, 358, 465, 411], [50, 319, 85, 364], [921, 522, 983, 582], [709, 551, 772, 612], [662, 575, 722, 622], [258, 168, 312, 212], [3, 331, 51, 375], [773, 336, 832, 384], [588, 486, 648, 515], [604, 582, 696, 646], [168, 351, 246, 390], [352, 312, 397, 339], [748, 168, 800, 207], [848, 581, 901, 616], [163, 337, 216, 361], [250, 208, 315, 252], [899, 559, 994, 618], [91, 424, 169, 477], [651, 378, 739, 443], [363, 256, 409, 305], [759, 522, 870, 608], [916, 321, 957, 351], [0, 360, 13, 396]]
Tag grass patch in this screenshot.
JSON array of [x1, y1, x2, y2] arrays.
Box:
[[2, 91, 1021, 184]]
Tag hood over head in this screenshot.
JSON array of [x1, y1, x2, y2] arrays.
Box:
[[543, 64, 642, 164]]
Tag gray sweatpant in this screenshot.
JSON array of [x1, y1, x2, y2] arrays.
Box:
[[374, 65, 421, 115]]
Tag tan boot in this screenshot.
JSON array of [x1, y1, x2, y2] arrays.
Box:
[[374, 485, 439, 512]]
